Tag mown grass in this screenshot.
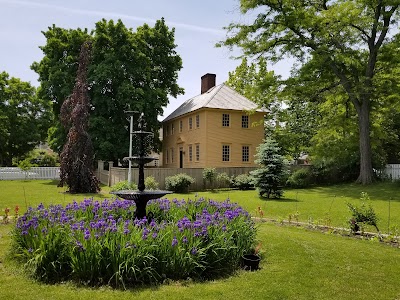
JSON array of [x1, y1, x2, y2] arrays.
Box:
[[1, 222, 399, 300], [0, 180, 113, 211], [0, 180, 400, 299], [183, 183, 400, 233], [2, 180, 399, 233]]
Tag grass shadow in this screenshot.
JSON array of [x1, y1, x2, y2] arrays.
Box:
[[40, 179, 60, 186], [310, 182, 400, 202], [258, 196, 299, 202]]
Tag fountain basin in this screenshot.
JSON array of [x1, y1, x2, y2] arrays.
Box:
[[110, 189, 172, 201], [123, 156, 158, 165], [110, 189, 173, 219]]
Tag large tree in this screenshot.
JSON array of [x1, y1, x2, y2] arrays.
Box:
[[220, 0, 400, 184], [226, 58, 318, 160], [32, 18, 183, 161], [0, 72, 52, 166], [226, 57, 279, 109], [284, 34, 400, 169]]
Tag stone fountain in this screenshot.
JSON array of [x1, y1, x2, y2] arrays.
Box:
[[111, 112, 172, 219]]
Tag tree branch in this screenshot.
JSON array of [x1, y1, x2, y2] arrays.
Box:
[[350, 24, 371, 41]]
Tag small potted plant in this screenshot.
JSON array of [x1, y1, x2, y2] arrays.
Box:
[[242, 243, 262, 271]]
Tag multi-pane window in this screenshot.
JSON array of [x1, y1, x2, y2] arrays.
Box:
[[171, 123, 175, 135], [179, 120, 183, 132], [171, 148, 174, 163], [222, 145, 230, 162], [189, 117, 193, 130], [195, 144, 200, 161], [222, 114, 230, 127], [188, 145, 193, 162], [242, 146, 250, 162], [196, 114, 200, 128], [242, 115, 249, 128], [165, 125, 169, 136], [166, 149, 169, 164]]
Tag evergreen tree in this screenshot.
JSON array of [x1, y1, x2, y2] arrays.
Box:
[[251, 139, 287, 199], [58, 41, 100, 193]]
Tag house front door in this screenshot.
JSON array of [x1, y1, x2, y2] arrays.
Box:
[[179, 147, 183, 168]]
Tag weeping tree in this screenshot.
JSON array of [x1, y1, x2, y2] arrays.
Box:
[[58, 41, 100, 193]]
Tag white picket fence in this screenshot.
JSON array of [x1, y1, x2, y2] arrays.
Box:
[[0, 167, 60, 180], [384, 164, 400, 180], [0, 164, 399, 182]]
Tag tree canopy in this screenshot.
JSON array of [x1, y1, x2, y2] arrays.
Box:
[[32, 18, 183, 162], [0, 72, 52, 166], [220, 0, 400, 184]]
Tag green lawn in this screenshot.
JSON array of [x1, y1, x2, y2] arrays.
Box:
[[0, 180, 399, 299], [178, 183, 400, 234], [2, 180, 399, 233], [1, 222, 399, 300]]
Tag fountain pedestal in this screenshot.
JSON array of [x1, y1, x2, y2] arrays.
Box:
[[111, 189, 172, 219], [110, 113, 172, 219], [110, 155, 172, 219]]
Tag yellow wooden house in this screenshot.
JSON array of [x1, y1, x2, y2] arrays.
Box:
[[161, 73, 266, 168]]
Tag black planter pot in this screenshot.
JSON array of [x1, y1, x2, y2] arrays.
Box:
[[242, 254, 261, 271]]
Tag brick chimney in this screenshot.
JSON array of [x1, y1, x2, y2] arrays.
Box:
[[201, 73, 216, 94]]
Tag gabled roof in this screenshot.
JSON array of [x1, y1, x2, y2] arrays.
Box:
[[162, 83, 265, 122]]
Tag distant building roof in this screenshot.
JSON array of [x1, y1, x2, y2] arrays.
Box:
[[163, 83, 266, 122]]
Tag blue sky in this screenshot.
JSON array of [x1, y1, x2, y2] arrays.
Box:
[[0, 0, 291, 118]]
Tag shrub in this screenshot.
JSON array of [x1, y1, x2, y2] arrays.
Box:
[[233, 174, 254, 190], [12, 198, 256, 286], [216, 172, 231, 189], [144, 176, 159, 190], [110, 180, 138, 191], [29, 150, 58, 167], [203, 167, 217, 190], [165, 173, 195, 193], [286, 168, 313, 188], [38, 153, 58, 167], [310, 157, 359, 185], [347, 192, 379, 233], [18, 158, 33, 171], [18, 159, 33, 179]]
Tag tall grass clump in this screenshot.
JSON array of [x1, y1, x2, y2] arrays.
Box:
[[11, 197, 256, 287]]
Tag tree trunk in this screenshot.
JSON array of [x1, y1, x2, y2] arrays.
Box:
[[356, 100, 374, 184]]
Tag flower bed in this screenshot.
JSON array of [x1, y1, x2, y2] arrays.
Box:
[[12, 197, 256, 287]]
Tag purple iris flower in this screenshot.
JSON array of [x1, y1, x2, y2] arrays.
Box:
[[84, 228, 90, 240]]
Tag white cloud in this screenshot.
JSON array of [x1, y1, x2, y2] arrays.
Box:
[[0, 0, 225, 35]]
